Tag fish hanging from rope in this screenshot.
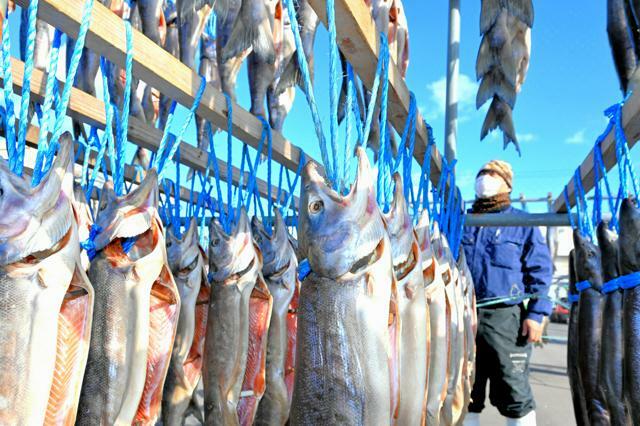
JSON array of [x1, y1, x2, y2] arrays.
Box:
[[606, 0, 640, 95], [216, 0, 250, 101], [476, 0, 533, 154], [0, 133, 94, 425], [76, 169, 180, 425], [162, 218, 210, 426]]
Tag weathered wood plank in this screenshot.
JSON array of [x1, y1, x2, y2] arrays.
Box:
[[15, 0, 311, 173], [3, 56, 298, 208], [306, 0, 445, 184], [552, 90, 640, 212]]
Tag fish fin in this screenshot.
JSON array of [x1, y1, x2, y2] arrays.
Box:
[[479, 0, 503, 34], [481, 98, 520, 154], [475, 35, 495, 79], [274, 57, 304, 95], [476, 69, 516, 109], [507, 0, 534, 28], [222, 13, 275, 64]]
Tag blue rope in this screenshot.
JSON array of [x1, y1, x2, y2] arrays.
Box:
[[601, 277, 621, 294], [618, 271, 640, 290], [224, 93, 234, 230], [327, 0, 341, 190], [340, 62, 355, 194], [282, 0, 331, 184], [576, 280, 592, 293], [361, 34, 388, 149], [281, 152, 305, 213], [2, 19, 16, 174], [115, 20, 133, 196], [206, 123, 226, 225], [15, 0, 40, 175]]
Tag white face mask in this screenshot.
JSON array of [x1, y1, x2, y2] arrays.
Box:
[[475, 174, 504, 198]]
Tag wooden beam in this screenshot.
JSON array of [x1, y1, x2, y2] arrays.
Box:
[[15, 0, 311, 173], [2, 56, 298, 208], [307, 0, 445, 185], [552, 90, 640, 212]]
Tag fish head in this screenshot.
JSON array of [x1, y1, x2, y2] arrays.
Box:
[[415, 209, 433, 263], [167, 217, 204, 291], [572, 229, 603, 286], [619, 198, 640, 273], [0, 134, 74, 266], [251, 209, 293, 277], [596, 221, 620, 281], [93, 168, 159, 252], [384, 173, 413, 266], [298, 148, 385, 279], [208, 208, 257, 282]]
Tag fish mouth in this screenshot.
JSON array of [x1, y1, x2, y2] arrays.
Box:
[[347, 237, 385, 276], [267, 259, 291, 280], [219, 257, 256, 286], [394, 242, 419, 281]]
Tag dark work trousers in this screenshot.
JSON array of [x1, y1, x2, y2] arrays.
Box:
[[468, 303, 535, 418]]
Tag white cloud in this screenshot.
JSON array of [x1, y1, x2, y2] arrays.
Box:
[[565, 129, 586, 145], [423, 74, 479, 122], [517, 133, 536, 143]]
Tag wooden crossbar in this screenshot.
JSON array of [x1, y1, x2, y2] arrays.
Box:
[[307, 0, 445, 185], [552, 90, 640, 212]]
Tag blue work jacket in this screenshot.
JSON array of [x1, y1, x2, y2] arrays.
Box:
[[461, 206, 553, 323]]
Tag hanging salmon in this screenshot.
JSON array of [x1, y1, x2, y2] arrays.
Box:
[[423, 222, 452, 426], [415, 210, 435, 425], [203, 209, 272, 425], [291, 147, 393, 424], [440, 234, 466, 426], [162, 218, 210, 425], [457, 250, 477, 419], [384, 174, 427, 426], [0, 134, 94, 425], [252, 210, 300, 425], [77, 169, 180, 425]]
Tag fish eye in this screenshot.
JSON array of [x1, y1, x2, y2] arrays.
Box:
[[0, 187, 3, 196], [309, 200, 324, 214], [211, 238, 220, 246]]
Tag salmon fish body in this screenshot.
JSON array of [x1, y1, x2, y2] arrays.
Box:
[[0, 135, 94, 425], [424, 222, 452, 426], [415, 210, 435, 424], [596, 222, 627, 426], [253, 211, 299, 425], [291, 148, 392, 425], [384, 174, 427, 426], [573, 230, 609, 425], [162, 218, 210, 426], [620, 198, 640, 423], [203, 210, 263, 425], [77, 169, 180, 425]]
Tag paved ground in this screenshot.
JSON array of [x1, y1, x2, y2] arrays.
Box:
[[478, 322, 572, 426]]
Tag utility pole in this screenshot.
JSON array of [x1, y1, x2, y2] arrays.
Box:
[[444, 0, 460, 171]]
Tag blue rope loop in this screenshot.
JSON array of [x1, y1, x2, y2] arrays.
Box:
[[618, 271, 640, 290], [575, 280, 593, 293], [568, 294, 580, 304], [298, 258, 311, 281], [81, 224, 103, 262], [2, 16, 17, 174], [114, 20, 134, 196], [601, 277, 622, 294]]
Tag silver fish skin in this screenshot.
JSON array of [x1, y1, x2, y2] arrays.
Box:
[[0, 135, 92, 425], [384, 174, 427, 426], [217, 0, 249, 101], [222, 0, 275, 64], [20, 12, 54, 72], [77, 169, 179, 425], [162, 218, 210, 426], [423, 222, 451, 426], [620, 198, 640, 423], [252, 210, 299, 426], [596, 222, 628, 426], [203, 210, 262, 426], [291, 147, 392, 425], [567, 250, 589, 426], [573, 230, 610, 425]]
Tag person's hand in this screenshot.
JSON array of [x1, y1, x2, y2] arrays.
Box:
[[522, 319, 543, 343]]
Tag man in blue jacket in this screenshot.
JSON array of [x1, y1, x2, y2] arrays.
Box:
[[462, 160, 552, 426]]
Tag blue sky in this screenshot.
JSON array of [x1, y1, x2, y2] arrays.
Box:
[[5, 2, 624, 216]]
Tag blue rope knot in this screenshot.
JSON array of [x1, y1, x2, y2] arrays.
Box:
[[121, 236, 138, 254], [601, 277, 622, 294], [618, 271, 640, 290], [298, 259, 311, 281], [568, 293, 580, 304], [80, 224, 103, 262], [576, 280, 592, 293]]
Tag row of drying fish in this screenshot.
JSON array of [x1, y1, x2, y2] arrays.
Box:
[[568, 202, 640, 426], [0, 131, 472, 425], [292, 148, 476, 425], [476, 0, 533, 154]]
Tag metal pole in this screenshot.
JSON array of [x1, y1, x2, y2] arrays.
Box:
[[465, 212, 612, 227], [444, 0, 460, 168]]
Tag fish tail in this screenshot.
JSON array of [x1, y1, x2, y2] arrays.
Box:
[[222, 15, 275, 65], [481, 97, 520, 154]]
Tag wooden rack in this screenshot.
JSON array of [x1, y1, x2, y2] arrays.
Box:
[[552, 89, 640, 212]]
